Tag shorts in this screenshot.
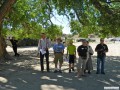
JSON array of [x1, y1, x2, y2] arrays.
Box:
[[54, 53, 63, 64], [77, 57, 87, 70], [69, 55, 75, 64]]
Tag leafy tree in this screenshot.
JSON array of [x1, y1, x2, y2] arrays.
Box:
[[0, 0, 120, 60]]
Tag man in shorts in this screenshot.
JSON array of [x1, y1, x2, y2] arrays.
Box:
[[67, 40, 76, 73], [53, 38, 65, 73]]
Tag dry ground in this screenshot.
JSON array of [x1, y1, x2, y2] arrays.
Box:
[[0, 42, 120, 90]]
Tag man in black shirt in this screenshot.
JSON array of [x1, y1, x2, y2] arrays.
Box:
[[77, 40, 88, 77], [10, 37, 19, 56], [95, 38, 108, 74]]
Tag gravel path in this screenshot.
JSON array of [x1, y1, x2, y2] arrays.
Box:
[[0, 42, 120, 90]]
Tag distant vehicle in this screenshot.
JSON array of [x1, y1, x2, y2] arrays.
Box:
[[77, 38, 86, 42], [77, 38, 96, 42], [87, 38, 96, 42], [110, 38, 120, 42]]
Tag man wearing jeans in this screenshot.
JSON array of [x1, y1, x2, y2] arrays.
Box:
[[38, 33, 51, 72], [95, 38, 108, 74]]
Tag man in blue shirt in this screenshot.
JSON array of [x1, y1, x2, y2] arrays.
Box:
[[53, 38, 65, 73]]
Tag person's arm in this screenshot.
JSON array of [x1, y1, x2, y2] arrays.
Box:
[[47, 39, 51, 49], [62, 44, 65, 54], [77, 46, 80, 56], [74, 46, 76, 56], [38, 40, 40, 53], [53, 44, 56, 54], [105, 45, 108, 52], [67, 46, 69, 55], [95, 45, 99, 52], [90, 46, 94, 55]]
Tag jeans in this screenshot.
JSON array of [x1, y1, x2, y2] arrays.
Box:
[[97, 57, 105, 73], [13, 46, 19, 56], [40, 50, 49, 71]]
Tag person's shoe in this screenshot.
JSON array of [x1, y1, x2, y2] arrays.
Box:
[[82, 74, 87, 77], [41, 71, 44, 73], [47, 70, 50, 72], [72, 68, 75, 71], [84, 70, 86, 74], [101, 72, 105, 75], [96, 72, 99, 74], [88, 71, 91, 74], [59, 70, 62, 73], [54, 70, 58, 73], [69, 69, 71, 73]]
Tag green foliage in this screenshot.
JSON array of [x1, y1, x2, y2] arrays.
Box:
[[45, 25, 63, 39], [1, 0, 120, 38]]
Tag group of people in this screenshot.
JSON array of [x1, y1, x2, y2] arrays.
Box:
[[38, 33, 109, 77]]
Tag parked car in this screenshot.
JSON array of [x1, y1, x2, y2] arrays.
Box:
[[77, 38, 86, 42], [87, 38, 96, 42]]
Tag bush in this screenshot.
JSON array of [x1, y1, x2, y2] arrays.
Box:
[[18, 38, 38, 47]]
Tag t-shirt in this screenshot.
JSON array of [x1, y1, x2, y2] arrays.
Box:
[[95, 44, 108, 58], [53, 43, 65, 53], [38, 38, 51, 53], [77, 45, 88, 58], [67, 45, 76, 55], [10, 39, 18, 47]]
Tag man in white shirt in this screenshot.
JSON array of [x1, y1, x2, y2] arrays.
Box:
[[38, 33, 51, 72]]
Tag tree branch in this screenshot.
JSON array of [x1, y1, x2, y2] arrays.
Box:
[[0, 0, 16, 24]]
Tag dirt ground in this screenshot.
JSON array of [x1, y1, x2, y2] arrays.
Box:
[[0, 42, 120, 90]]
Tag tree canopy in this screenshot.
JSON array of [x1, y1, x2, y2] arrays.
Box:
[[0, 0, 120, 38]]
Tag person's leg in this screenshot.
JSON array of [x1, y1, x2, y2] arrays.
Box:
[[101, 57, 105, 74], [54, 53, 58, 73], [69, 55, 72, 73], [15, 46, 19, 56], [13, 46, 16, 56], [59, 53, 63, 73], [40, 52, 44, 72], [69, 63, 71, 73], [96, 58, 101, 74], [82, 59, 87, 75], [77, 57, 82, 77], [86, 59, 91, 74], [71, 55, 75, 71], [45, 50, 49, 72]]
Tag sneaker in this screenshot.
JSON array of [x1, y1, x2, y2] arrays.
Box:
[[96, 72, 99, 74], [69, 69, 71, 73], [59, 70, 62, 73], [47, 70, 50, 72], [88, 71, 91, 74], [101, 72, 105, 75], [72, 68, 75, 71], [54, 70, 58, 73], [84, 70, 86, 74], [41, 71, 44, 73]]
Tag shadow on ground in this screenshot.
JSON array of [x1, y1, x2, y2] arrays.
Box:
[[0, 50, 120, 90]]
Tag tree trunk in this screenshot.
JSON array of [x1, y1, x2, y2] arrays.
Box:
[[0, 23, 12, 61], [0, 0, 16, 61]]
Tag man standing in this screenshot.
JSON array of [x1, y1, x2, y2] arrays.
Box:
[[38, 33, 51, 72], [10, 37, 19, 56], [53, 38, 65, 73], [77, 40, 88, 77], [95, 38, 108, 74], [67, 40, 76, 73]]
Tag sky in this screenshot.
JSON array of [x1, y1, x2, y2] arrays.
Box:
[[51, 14, 71, 34]]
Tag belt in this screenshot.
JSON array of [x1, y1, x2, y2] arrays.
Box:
[[55, 52, 62, 53]]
